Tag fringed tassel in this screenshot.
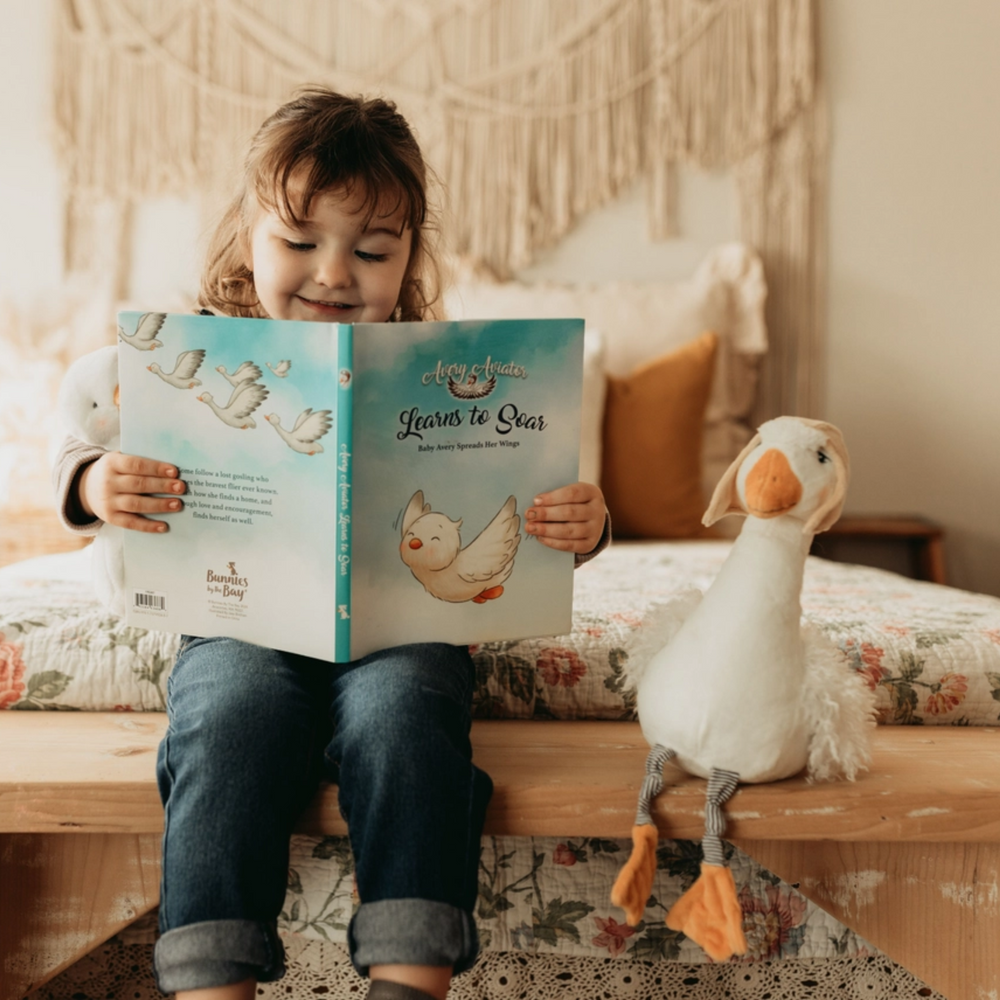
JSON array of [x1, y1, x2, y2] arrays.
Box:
[[53, 0, 822, 412]]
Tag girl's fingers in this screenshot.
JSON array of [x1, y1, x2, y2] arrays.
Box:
[[534, 535, 580, 552], [533, 483, 597, 507], [118, 473, 186, 497], [527, 520, 584, 539], [108, 456, 184, 496], [114, 494, 184, 515], [105, 510, 170, 533], [109, 453, 179, 480], [527, 503, 595, 523]]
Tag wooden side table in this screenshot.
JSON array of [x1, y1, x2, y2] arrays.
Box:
[[810, 515, 946, 585], [0, 506, 91, 569]]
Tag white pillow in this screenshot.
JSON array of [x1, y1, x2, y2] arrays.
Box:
[[444, 244, 768, 495]]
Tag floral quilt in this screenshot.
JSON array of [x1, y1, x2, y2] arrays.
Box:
[[2, 541, 999, 964], [280, 832, 874, 963], [3, 542, 1000, 723]]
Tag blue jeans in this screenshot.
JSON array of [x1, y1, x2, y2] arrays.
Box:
[[152, 636, 493, 994]]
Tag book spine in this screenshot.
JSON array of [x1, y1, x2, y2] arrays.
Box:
[[334, 325, 354, 660]]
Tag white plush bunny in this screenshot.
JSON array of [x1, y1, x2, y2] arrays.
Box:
[[56, 345, 126, 616]]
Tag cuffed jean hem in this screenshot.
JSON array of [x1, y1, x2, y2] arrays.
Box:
[[348, 899, 480, 977], [153, 919, 286, 993]]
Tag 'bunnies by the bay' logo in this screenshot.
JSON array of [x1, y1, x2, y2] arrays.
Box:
[[206, 561, 249, 602]]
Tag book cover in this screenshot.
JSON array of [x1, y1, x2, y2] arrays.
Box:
[[118, 311, 585, 661]]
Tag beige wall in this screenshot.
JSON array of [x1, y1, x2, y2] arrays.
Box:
[[2, 1, 998, 594], [520, 2, 1000, 597], [0, 2, 60, 306], [821, 1, 1000, 596]]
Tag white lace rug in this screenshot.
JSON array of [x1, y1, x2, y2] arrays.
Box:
[[30, 933, 942, 1000]]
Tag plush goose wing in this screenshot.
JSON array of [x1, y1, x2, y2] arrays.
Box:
[[800, 621, 877, 781], [454, 495, 521, 583]]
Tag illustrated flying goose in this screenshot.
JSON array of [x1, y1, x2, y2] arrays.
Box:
[[119, 312, 167, 351], [197, 381, 269, 429], [216, 361, 263, 387], [266, 359, 291, 378], [147, 349, 206, 389], [265, 409, 332, 455]]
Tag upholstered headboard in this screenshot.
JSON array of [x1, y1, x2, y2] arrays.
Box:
[[444, 243, 767, 538]]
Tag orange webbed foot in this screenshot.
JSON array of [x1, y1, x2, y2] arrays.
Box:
[[665, 863, 747, 962], [611, 824, 659, 926]]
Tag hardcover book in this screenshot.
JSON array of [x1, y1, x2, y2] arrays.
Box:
[[118, 311, 585, 661]]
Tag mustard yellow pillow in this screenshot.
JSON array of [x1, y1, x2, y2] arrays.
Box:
[[600, 331, 718, 538]]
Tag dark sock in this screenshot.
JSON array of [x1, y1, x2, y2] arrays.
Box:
[[367, 980, 440, 1000]]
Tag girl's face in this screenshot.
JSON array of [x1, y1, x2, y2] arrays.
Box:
[[249, 183, 413, 323]]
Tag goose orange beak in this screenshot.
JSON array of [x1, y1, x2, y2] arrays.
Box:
[[408, 539, 423, 550], [744, 448, 802, 517]]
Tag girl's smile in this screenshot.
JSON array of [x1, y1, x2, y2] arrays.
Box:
[[249, 184, 413, 324]]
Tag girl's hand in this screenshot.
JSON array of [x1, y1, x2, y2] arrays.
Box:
[[525, 482, 607, 554], [78, 452, 186, 533]]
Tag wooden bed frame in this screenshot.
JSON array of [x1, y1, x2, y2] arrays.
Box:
[[1, 713, 997, 1000]]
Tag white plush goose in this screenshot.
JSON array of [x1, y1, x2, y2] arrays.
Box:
[[611, 417, 875, 961]]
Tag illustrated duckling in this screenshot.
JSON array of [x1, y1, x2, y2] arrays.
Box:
[[611, 417, 876, 962], [197, 381, 269, 429], [400, 491, 521, 604], [265, 409, 332, 455], [147, 349, 206, 389]]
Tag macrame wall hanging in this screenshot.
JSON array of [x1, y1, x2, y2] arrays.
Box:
[[53, 0, 824, 418]]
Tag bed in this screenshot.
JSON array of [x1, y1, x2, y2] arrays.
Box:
[[2, 246, 999, 999]]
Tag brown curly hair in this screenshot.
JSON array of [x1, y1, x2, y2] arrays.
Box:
[[199, 87, 441, 321]]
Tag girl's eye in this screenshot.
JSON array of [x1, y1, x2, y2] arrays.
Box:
[[356, 250, 389, 263], [818, 449, 830, 464], [283, 240, 314, 252]]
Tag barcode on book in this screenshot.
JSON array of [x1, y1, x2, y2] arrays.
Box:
[[133, 590, 167, 613]]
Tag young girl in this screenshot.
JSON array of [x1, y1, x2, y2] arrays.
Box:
[[54, 88, 609, 1000]]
